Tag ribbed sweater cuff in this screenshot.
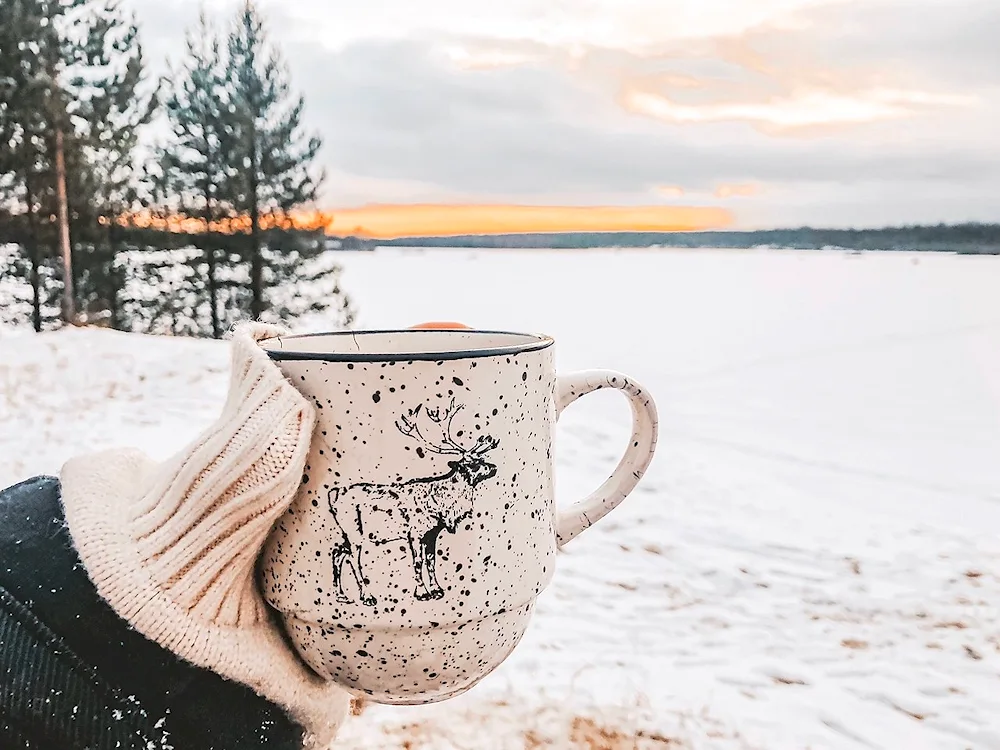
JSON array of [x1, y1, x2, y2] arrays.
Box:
[[60, 323, 351, 748]]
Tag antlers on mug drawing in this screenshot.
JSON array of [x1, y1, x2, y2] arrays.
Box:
[[327, 399, 500, 607]]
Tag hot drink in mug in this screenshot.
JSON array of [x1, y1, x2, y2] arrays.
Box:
[[259, 329, 657, 704]]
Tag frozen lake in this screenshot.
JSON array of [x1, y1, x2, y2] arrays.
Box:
[[2, 247, 999, 748]]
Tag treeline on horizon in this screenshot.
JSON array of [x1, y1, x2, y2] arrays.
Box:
[[0, 0, 352, 337], [382, 222, 1000, 253]]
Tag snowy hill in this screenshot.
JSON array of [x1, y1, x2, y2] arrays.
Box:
[[1, 247, 999, 749]]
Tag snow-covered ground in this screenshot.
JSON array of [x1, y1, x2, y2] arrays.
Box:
[[2, 247, 999, 749]]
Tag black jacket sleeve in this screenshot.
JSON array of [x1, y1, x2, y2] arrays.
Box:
[[0, 476, 305, 750]]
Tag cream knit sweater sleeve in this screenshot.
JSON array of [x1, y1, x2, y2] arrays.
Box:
[[60, 323, 351, 749]]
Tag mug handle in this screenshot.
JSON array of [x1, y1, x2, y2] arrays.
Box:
[[554, 370, 658, 546]]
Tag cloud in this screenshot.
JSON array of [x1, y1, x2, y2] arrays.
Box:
[[124, 0, 1000, 226], [655, 185, 685, 199], [441, 45, 551, 71], [781, 0, 1000, 89], [257, 0, 844, 52], [607, 1, 994, 136], [715, 183, 760, 198], [621, 86, 977, 133], [283, 35, 997, 193]]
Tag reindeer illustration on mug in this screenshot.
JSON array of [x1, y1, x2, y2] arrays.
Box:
[[327, 398, 500, 606]]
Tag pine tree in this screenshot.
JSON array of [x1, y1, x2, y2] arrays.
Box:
[[67, 0, 158, 326], [0, 4, 34, 328], [0, 0, 86, 331], [160, 12, 233, 337], [3, 0, 355, 336], [222, 1, 352, 328], [0, 0, 160, 331]]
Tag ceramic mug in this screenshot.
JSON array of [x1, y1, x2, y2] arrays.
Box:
[[258, 329, 657, 704]]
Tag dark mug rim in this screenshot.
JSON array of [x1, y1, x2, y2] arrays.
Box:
[[260, 329, 554, 363]]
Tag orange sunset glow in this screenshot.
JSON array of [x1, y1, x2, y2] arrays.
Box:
[[116, 204, 733, 239], [326, 204, 733, 239]]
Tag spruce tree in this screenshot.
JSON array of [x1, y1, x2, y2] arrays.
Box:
[[67, 0, 158, 326], [0, 0, 85, 331], [223, 1, 352, 328], [3, 0, 354, 336], [0, 3, 36, 327], [160, 12, 233, 337]]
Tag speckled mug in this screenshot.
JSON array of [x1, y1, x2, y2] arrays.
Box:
[[258, 330, 657, 705]]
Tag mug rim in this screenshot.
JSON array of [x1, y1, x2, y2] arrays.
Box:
[[262, 328, 554, 362]]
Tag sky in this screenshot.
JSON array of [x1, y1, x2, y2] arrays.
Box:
[[129, 0, 1000, 234]]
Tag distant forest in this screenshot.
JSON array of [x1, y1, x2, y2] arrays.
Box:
[[380, 223, 1000, 254]]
